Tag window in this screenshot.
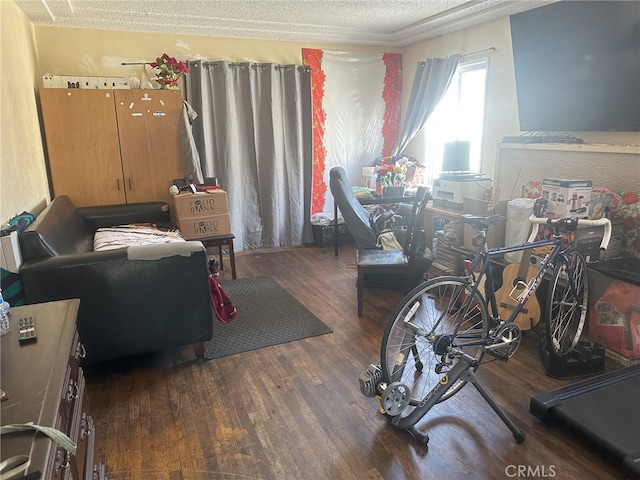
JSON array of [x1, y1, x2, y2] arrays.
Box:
[[422, 59, 488, 185]]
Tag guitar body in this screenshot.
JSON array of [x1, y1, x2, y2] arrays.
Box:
[[494, 261, 541, 330]]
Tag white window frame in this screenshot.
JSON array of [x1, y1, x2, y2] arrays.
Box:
[[422, 58, 489, 185]]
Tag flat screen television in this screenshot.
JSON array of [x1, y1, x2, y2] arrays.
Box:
[[510, 1, 640, 132]]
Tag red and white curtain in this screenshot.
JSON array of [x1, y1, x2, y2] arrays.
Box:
[[303, 49, 401, 214]]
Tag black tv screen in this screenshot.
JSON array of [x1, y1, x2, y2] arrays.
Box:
[[510, 1, 640, 132]]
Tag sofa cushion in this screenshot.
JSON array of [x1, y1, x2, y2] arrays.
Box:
[[20, 196, 94, 261]]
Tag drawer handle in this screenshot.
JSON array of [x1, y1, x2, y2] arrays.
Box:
[[76, 342, 87, 359], [80, 413, 92, 439], [55, 447, 71, 471], [67, 379, 79, 401]]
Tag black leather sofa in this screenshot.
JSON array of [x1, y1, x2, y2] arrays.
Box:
[[19, 196, 213, 365]]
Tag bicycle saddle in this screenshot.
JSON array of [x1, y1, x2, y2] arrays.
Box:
[[460, 214, 506, 231]]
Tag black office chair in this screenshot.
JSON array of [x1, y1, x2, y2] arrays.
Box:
[[329, 167, 433, 316]]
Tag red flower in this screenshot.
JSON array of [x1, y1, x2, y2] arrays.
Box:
[[622, 192, 639, 204]]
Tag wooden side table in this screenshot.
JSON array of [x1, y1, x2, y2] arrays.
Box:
[[424, 204, 466, 275], [199, 233, 237, 279]]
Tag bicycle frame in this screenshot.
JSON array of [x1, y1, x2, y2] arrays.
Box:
[[464, 236, 562, 329], [370, 215, 611, 446]]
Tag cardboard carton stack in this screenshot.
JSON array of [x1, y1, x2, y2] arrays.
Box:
[[172, 190, 232, 240]]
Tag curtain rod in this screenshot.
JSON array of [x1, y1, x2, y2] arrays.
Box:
[[460, 46, 496, 58]]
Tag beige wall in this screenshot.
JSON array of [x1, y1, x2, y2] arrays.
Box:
[[0, 0, 50, 223], [34, 26, 395, 83], [401, 16, 640, 180]]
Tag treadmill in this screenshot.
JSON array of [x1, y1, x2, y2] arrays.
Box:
[[530, 364, 640, 475]]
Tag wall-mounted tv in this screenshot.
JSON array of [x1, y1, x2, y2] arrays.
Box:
[[510, 1, 640, 132]]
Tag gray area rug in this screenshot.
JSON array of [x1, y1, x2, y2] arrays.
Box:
[[204, 276, 332, 359]]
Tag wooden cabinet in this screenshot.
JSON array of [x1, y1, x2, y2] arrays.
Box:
[[40, 88, 185, 207], [0, 299, 106, 479]]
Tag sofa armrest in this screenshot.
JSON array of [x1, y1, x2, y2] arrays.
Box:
[[78, 201, 171, 230], [20, 241, 213, 365]]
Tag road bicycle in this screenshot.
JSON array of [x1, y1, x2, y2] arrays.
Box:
[[359, 211, 611, 446]]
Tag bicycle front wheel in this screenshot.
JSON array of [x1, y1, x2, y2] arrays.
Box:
[[380, 276, 490, 407], [546, 250, 589, 356]]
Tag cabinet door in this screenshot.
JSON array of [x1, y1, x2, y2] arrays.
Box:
[[114, 90, 184, 205], [40, 89, 126, 206]]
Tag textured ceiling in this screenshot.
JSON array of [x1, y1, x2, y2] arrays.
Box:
[[13, 0, 552, 47]]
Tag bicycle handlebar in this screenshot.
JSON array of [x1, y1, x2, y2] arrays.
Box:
[[527, 216, 612, 250]]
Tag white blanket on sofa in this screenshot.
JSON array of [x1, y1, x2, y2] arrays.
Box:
[[93, 224, 184, 251]]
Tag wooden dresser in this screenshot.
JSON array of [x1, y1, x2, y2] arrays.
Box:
[[0, 299, 105, 479]]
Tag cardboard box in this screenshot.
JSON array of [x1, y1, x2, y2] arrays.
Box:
[[588, 191, 613, 219], [177, 213, 232, 240], [542, 179, 592, 219], [171, 190, 229, 219]]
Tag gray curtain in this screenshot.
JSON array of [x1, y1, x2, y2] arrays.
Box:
[[393, 55, 461, 157], [185, 61, 313, 251]]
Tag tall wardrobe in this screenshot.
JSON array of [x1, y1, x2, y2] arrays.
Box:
[[39, 88, 185, 207]]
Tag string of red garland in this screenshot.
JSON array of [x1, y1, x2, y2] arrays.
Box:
[[302, 48, 328, 214], [381, 53, 402, 157]]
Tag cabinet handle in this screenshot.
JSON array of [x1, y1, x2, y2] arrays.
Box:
[[66, 379, 79, 401], [55, 447, 71, 471], [116, 179, 121, 190], [80, 413, 92, 439], [75, 342, 87, 359], [128, 178, 132, 190]]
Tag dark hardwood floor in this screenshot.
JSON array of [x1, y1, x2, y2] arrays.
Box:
[[85, 244, 631, 480]]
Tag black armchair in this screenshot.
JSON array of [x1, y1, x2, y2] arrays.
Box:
[[19, 196, 213, 365], [329, 167, 433, 316]]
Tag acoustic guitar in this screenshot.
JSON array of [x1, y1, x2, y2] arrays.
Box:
[[494, 249, 541, 330]]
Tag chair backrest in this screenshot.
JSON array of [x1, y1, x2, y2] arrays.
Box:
[[403, 186, 432, 258], [329, 167, 378, 249]]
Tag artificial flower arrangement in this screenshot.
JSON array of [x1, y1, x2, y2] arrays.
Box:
[[150, 53, 189, 89], [376, 157, 407, 187]]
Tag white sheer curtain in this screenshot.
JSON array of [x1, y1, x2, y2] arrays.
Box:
[[321, 51, 386, 213], [185, 61, 312, 251], [394, 55, 461, 157]]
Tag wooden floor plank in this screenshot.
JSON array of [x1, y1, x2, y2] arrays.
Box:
[[85, 245, 628, 480]]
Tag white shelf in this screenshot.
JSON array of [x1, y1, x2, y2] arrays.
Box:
[[498, 142, 640, 155]]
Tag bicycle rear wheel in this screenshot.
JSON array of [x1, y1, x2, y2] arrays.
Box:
[[380, 276, 490, 407], [546, 250, 589, 356]]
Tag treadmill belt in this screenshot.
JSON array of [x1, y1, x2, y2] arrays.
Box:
[[531, 365, 640, 474]]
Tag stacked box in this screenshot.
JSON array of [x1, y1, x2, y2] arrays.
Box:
[[588, 191, 614, 219], [172, 190, 232, 239], [542, 179, 592, 219]]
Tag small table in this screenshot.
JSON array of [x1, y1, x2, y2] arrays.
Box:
[[333, 195, 416, 256], [199, 233, 237, 279]]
